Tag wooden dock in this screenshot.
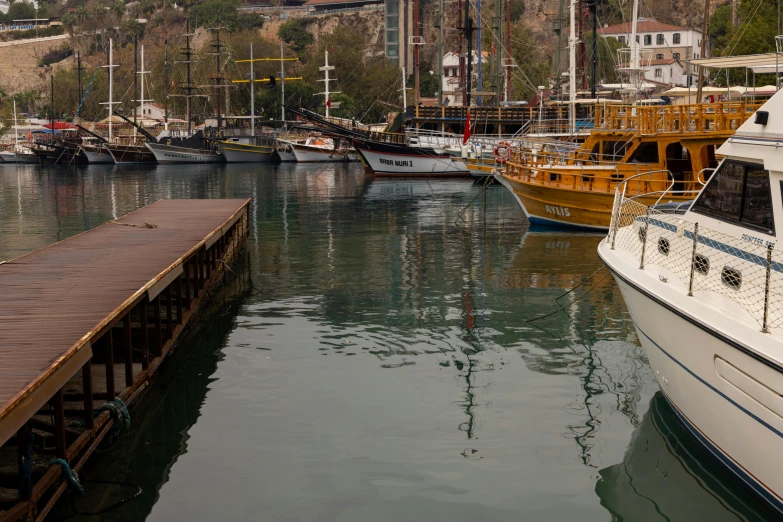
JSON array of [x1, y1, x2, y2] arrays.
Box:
[[0, 198, 250, 521]]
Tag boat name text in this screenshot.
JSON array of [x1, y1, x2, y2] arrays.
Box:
[[379, 158, 413, 167], [545, 205, 571, 217]]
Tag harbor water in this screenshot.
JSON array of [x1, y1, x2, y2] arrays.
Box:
[[0, 163, 778, 521]]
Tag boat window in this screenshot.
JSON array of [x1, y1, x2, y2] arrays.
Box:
[[691, 160, 775, 235], [694, 253, 710, 275], [602, 141, 627, 161], [721, 266, 742, 290], [629, 142, 658, 163], [657, 237, 670, 255]]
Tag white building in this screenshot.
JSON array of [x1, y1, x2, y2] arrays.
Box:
[[440, 51, 489, 106], [135, 102, 165, 120], [598, 18, 704, 87]]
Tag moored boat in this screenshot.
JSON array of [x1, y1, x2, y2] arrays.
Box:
[[279, 136, 356, 163], [80, 141, 114, 164], [145, 141, 223, 164], [105, 142, 156, 164], [497, 101, 760, 230], [210, 137, 275, 163], [599, 90, 783, 514], [145, 131, 223, 164], [0, 148, 39, 164], [353, 135, 470, 176]]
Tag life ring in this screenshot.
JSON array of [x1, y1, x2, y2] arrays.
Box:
[[493, 141, 511, 164]]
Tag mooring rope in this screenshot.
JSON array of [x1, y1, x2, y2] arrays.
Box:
[[98, 397, 131, 432], [112, 222, 158, 229], [49, 458, 84, 494]]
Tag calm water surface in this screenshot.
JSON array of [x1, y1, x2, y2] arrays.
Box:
[[0, 163, 778, 521]]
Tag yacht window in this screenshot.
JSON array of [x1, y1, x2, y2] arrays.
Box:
[[629, 142, 659, 163], [691, 160, 775, 234], [694, 253, 710, 275], [658, 237, 670, 255], [721, 266, 742, 290], [740, 166, 774, 232]]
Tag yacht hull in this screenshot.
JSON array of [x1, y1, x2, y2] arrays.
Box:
[[145, 143, 223, 164], [275, 149, 296, 162], [599, 240, 783, 515], [0, 151, 39, 164], [354, 144, 469, 177], [288, 143, 354, 163]]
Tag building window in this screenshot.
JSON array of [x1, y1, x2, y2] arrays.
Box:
[[673, 52, 680, 60], [656, 53, 664, 59], [654, 68, 662, 77], [636, 35, 639, 43], [656, 34, 664, 45], [673, 33, 681, 44], [644, 34, 651, 45]]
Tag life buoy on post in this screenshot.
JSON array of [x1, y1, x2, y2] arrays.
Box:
[[493, 141, 511, 164]]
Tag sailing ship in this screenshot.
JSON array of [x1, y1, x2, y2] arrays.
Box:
[[496, 0, 760, 230], [599, 89, 783, 516], [0, 101, 38, 164], [146, 21, 223, 164], [496, 100, 758, 230]]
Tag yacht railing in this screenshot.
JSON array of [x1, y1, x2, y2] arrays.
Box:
[[608, 183, 781, 333]]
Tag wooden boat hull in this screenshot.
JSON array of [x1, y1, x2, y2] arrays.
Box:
[[219, 143, 275, 163], [105, 144, 156, 164], [80, 146, 114, 164], [498, 172, 677, 231]]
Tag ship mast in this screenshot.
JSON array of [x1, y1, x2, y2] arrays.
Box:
[[136, 44, 152, 142], [318, 50, 338, 118], [100, 38, 119, 140], [569, 0, 576, 132], [170, 20, 205, 135]]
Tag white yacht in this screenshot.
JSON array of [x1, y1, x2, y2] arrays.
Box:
[[599, 90, 783, 514]]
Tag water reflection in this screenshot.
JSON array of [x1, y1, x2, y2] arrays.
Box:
[[597, 393, 781, 521], [0, 164, 763, 520]]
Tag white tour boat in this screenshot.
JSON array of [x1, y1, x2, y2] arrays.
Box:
[[599, 90, 783, 514]]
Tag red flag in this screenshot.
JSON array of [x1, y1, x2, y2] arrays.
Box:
[[462, 109, 471, 144], [326, 97, 332, 108], [331, 44, 334, 53]]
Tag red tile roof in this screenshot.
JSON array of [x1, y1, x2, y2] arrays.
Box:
[[598, 19, 693, 35]]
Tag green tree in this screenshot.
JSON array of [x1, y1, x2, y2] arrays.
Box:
[[189, 0, 262, 31], [7, 1, 37, 20], [111, 0, 126, 26], [709, 0, 778, 85], [62, 12, 77, 50], [278, 19, 313, 55]]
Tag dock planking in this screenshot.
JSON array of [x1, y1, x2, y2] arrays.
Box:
[[0, 198, 249, 447]]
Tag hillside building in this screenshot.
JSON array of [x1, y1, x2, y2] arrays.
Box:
[[597, 18, 704, 87]]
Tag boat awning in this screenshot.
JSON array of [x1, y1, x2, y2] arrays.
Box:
[[692, 53, 781, 69]]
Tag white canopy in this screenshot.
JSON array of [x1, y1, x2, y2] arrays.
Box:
[[692, 53, 781, 69]]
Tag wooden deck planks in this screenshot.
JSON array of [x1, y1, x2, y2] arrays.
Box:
[[0, 198, 249, 433]]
